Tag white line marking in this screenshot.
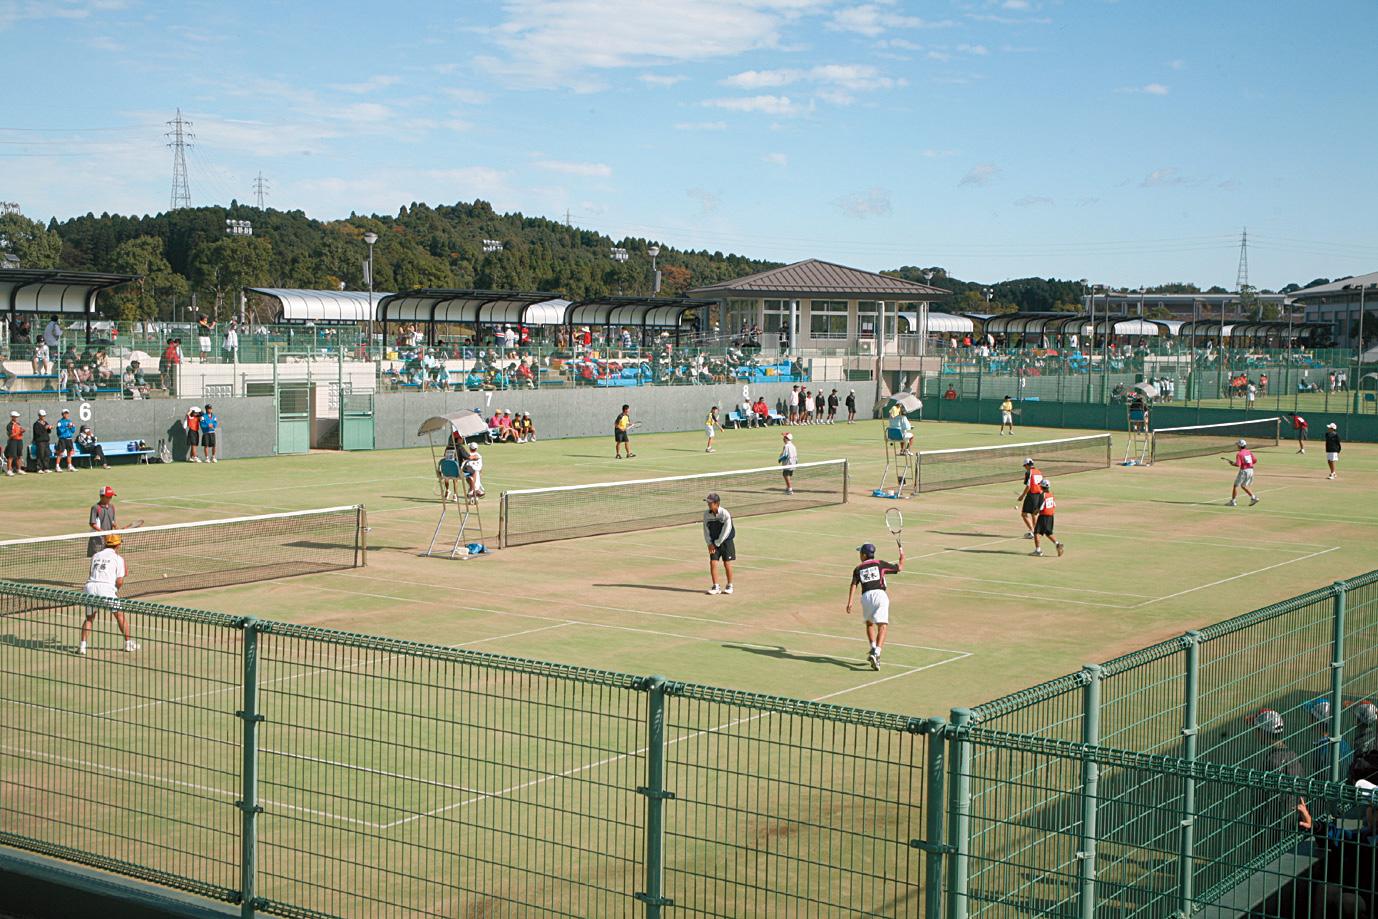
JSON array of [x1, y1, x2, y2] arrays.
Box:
[[1132, 547, 1342, 607]]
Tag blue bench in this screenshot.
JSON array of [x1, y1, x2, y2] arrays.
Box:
[[29, 439, 154, 469]]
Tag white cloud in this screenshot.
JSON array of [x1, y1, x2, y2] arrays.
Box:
[[828, 4, 955, 37], [763, 152, 789, 166], [816, 88, 855, 105], [331, 75, 401, 94], [674, 121, 728, 131], [638, 73, 686, 87], [920, 148, 959, 158], [443, 87, 490, 105], [533, 159, 613, 177], [1002, 0, 1030, 9], [480, 0, 824, 90], [878, 38, 923, 51], [0, 0, 126, 29], [1014, 195, 1054, 207], [1116, 83, 1170, 95], [959, 163, 1001, 186], [1139, 167, 1184, 188], [1168, 59, 1187, 70], [926, 51, 951, 62], [833, 187, 892, 218], [687, 186, 720, 215], [722, 64, 901, 96], [723, 68, 803, 89], [703, 94, 809, 116], [967, 12, 1052, 24], [957, 43, 989, 56]]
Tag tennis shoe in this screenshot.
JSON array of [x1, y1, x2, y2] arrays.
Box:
[[1227, 499, 1237, 506], [1030, 548, 1043, 557], [867, 651, 880, 671], [723, 585, 733, 595], [1249, 496, 1259, 506], [1056, 542, 1065, 557], [707, 584, 722, 595], [123, 641, 140, 652], [1328, 473, 1336, 480], [1023, 531, 1034, 539]]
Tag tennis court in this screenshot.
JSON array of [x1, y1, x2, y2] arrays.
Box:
[[2, 417, 1376, 915]]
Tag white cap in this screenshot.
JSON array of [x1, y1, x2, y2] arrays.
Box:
[[1236, 439, 1247, 447], [783, 432, 792, 440], [1327, 422, 1337, 429], [37, 409, 46, 416], [8, 411, 17, 417]]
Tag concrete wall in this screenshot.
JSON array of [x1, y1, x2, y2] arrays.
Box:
[[374, 380, 880, 449], [0, 395, 278, 460]]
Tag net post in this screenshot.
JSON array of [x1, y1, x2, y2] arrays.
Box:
[[1077, 664, 1103, 919], [945, 708, 973, 919], [842, 458, 849, 503], [1176, 631, 1201, 914], [636, 676, 672, 918], [1330, 581, 1348, 782], [236, 618, 264, 918], [498, 492, 507, 550], [357, 506, 368, 568]]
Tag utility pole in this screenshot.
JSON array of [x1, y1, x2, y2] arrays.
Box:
[[166, 109, 194, 210], [253, 173, 270, 210]]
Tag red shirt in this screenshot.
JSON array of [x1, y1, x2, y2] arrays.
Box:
[[1293, 415, 1308, 431], [1039, 494, 1057, 516], [1026, 466, 1045, 494], [1235, 449, 1256, 469]]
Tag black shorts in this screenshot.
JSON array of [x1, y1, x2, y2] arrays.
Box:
[[1022, 494, 1041, 515], [1034, 515, 1055, 536], [712, 538, 737, 562], [201, 432, 216, 448], [3, 440, 21, 460], [615, 430, 629, 443], [57, 438, 74, 452], [188, 431, 201, 446]]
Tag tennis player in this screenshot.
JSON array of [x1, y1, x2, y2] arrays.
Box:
[[1030, 478, 1064, 557], [1016, 458, 1044, 539], [78, 534, 139, 655], [705, 405, 719, 453], [614, 404, 635, 459], [1226, 438, 1259, 506], [1292, 413, 1309, 454], [999, 395, 1015, 436], [779, 431, 798, 495], [1325, 423, 1341, 480], [703, 493, 735, 595], [845, 542, 904, 670]]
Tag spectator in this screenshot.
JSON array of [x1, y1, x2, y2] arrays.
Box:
[[497, 410, 517, 443], [55, 408, 76, 472], [42, 314, 63, 351], [224, 320, 240, 362], [754, 397, 770, 425], [31, 340, 51, 376], [5, 411, 25, 476], [75, 425, 110, 469], [519, 411, 536, 443], [92, 349, 114, 386], [31, 409, 53, 473], [945, 385, 959, 400], [123, 360, 149, 399], [184, 405, 202, 462], [200, 404, 219, 463], [197, 314, 214, 360]]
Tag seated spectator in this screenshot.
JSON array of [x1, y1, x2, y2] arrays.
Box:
[[32, 341, 51, 376], [74, 425, 110, 469], [515, 361, 535, 388], [92, 349, 114, 385], [944, 385, 959, 400], [464, 368, 484, 390], [61, 343, 79, 367], [122, 360, 149, 399], [754, 397, 770, 424], [518, 411, 536, 443], [497, 410, 518, 443]]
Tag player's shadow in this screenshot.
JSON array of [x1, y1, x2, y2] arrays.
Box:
[[0, 632, 70, 654], [723, 642, 870, 671], [933, 531, 1010, 539], [594, 583, 706, 595], [949, 547, 1024, 555]]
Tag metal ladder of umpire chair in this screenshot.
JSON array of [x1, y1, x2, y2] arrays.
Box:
[[425, 459, 486, 559]]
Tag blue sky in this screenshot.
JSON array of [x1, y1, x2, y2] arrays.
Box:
[[4, 0, 1376, 288]]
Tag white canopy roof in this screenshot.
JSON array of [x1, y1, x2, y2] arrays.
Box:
[[1, 269, 135, 315], [248, 289, 393, 323], [901, 311, 973, 334]]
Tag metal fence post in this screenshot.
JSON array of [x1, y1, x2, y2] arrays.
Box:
[[1331, 581, 1349, 782], [236, 619, 264, 919], [1176, 632, 1201, 916], [636, 677, 673, 918], [908, 717, 949, 919], [946, 709, 973, 919], [1077, 665, 1103, 919]]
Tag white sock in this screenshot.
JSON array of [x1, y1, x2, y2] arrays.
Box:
[[79, 640, 87, 652]]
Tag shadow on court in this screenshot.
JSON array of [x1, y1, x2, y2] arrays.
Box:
[[594, 583, 707, 595], [932, 531, 1011, 539], [948, 547, 1025, 556], [723, 642, 870, 671]]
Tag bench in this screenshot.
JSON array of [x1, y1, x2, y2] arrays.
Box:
[[29, 439, 154, 469]]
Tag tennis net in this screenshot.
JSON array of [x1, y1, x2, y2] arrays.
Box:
[[1150, 416, 1281, 464], [500, 459, 847, 547], [914, 434, 1112, 493], [0, 505, 366, 598]]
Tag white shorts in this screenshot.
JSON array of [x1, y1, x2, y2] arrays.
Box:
[[198, 336, 211, 352], [705, 425, 715, 437], [84, 582, 120, 612], [860, 590, 890, 625], [1001, 412, 1013, 424], [1326, 452, 1339, 463], [1234, 468, 1255, 488]]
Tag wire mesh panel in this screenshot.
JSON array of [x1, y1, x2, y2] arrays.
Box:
[[251, 627, 648, 918], [0, 505, 365, 598], [500, 459, 848, 547], [660, 686, 929, 917], [913, 435, 1111, 493], [0, 582, 244, 904]]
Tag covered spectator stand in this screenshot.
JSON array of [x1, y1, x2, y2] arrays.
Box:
[[2, 269, 137, 348]]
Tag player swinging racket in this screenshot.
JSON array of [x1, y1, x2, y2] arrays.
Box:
[[1225, 438, 1259, 506], [846, 513, 905, 671], [703, 492, 735, 595], [78, 534, 139, 655], [705, 405, 719, 453], [1292, 413, 1309, 454], [1015, 458, 1044, 539], [1029, 478, 1064, 557]]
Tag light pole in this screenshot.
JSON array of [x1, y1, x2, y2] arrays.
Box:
[[1356, 282, 1371, 415], [648, 245, 661, 295], [363, 231, 378, 356], [225, 219, 253, 324], [921, 269, 935, 359]]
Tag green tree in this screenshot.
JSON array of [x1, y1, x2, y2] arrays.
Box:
[[189, 235, 272, 320], [107, 236, 189, 320], [0, 210, 63, 267]]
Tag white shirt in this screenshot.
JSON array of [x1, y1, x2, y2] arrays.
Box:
[[87, 548, 126, 587], [225, 328, 239, 349], [43, 320, 63, 348], [780, 441, 798, 468]]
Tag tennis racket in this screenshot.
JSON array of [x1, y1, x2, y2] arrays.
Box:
[[126, 518, 145, 530], [885, 508, 904, 550]]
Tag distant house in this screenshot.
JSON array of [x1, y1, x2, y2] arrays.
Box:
[[1287, 272, 1378, 349], [690, 259, 954, 349]]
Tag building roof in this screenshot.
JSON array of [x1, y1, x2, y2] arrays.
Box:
[[565, 296, 712, 329], [1286, 271, 1378, 301], [689, 259, 948, 300], [0, 268, 137, 314], [247, 288, 394, 323], [376, 290, 563, 325]]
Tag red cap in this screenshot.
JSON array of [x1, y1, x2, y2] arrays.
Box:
[[100, 486, 116, 498]]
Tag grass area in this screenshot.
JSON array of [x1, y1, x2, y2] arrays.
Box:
[[9, 414, 1377, 718]]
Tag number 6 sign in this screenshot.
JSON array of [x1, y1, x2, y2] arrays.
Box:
[[79, 403, 92, 422]]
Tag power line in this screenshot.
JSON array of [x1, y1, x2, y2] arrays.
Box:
[[166, 108, 193, 210]]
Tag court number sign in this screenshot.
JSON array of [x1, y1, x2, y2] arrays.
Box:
[[79, 403, 92, 422]]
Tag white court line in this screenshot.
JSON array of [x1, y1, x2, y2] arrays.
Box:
[[381, 651, 965, 830], [1132, 547, 1342, 608], [5, 746, 388, 829], [335, 571, 974, 657]]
